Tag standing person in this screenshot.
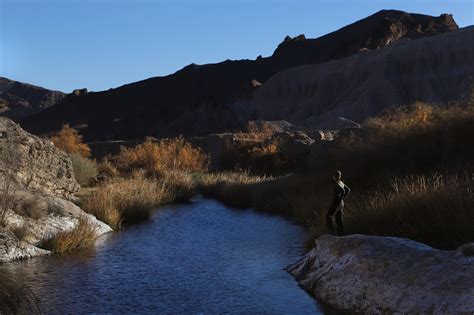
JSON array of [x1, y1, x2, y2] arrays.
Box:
[[326, 170, 350, 235]]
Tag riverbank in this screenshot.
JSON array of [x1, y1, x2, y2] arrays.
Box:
[[287, 234, 474, 313], [1, 199, 324, 314], [0, 117, 112, 263], [196, 102, 474, 251]]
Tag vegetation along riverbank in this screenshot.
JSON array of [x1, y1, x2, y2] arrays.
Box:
[[55, 93, 474, 253]]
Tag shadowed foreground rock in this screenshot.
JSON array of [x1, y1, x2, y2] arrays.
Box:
[[287, 234, 474, 313]]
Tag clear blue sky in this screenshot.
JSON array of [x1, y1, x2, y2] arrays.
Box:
[[1, 0, 473, 92]]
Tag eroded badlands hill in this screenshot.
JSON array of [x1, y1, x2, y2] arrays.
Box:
[[21, 10, 458, 140]]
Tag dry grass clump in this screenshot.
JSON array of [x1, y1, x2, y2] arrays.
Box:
[[346, 173, 474, 249], [366, 101, 474, 137], [202, 100, 474, 249], [114, 136, 208, 174], [80, 137, 205, 229], [233, 120, 278, 141], [162, 170, 197, 202], [220, 138, 292, 175], [81, 171, 176, 229], [198, 172, 290, 209], [200, 171, 269, 187], [41, 217, 98, 253], [51, 124, 91, 157], [97, 160, 119, 179]]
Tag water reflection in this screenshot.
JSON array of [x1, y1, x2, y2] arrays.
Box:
[[1, 198, 323, 314]]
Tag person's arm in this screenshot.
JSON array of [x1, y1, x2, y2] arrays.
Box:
[[343, 184, 351, 199]]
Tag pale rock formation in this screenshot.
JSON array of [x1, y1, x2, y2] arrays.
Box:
[[242, 26, 474, 129], [287, 234, 474, 314], [0, 227, 50, 263], [0, 117, 79, 200], [0, 118, 111, 263]]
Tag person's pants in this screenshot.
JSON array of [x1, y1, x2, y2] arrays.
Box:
[[326, 201, 344, 235]]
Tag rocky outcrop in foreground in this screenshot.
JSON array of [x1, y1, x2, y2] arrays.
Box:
[[0, 118, 111, 263], [0, 190, 111, 262], [287, 234, 474, 314], [0, 117, 79, 200]]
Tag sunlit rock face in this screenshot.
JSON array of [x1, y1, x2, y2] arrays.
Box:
[[287, 234, 474, 313], [0, 118, 111, 263], [0, 117, 79, 200]]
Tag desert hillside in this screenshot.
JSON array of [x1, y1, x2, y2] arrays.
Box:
[[0, 77, 65, 118], [235, 26, 474, 129], [19, 10, 458, 140]]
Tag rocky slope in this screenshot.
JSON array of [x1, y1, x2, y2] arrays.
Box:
[[236, 26, 474, 129], [0, 117, 111, 263], [288, 234, 474, 313], [0, 117, 79, 200], [0, 77, 65, 118], [20, 10, 458, 141]]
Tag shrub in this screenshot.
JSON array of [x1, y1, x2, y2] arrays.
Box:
[[41, 217, 98, 253], [97, 159, 119, 179], [81, 171, 175, 229], [70, 153, 98, 187], [200, 100, 474, 249], [51, 124, 91, 157], [114, 136, 208, 174]]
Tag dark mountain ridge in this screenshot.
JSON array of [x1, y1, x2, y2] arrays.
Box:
[[0, 77, 65, 118], [20, 10, 458, 141]]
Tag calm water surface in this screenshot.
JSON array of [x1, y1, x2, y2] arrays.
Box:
[[1, 198, 323, 314]]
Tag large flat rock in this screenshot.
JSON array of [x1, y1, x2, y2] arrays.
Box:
[[287, 234, 474, 314]]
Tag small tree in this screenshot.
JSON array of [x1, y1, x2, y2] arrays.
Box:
[[0, 137, 20, 226], [51, 124, 91, 157]]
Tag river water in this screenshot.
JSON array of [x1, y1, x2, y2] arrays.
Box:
[[0, 198, 323, 314]]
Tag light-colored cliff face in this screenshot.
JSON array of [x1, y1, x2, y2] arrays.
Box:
[[0, 117, 79, 200], [0, 118, 111, 263], [287, 234, 474, 314], [237, 26, 474, 129]]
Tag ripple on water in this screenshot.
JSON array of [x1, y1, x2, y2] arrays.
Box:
[[0, 198, 324, 314]]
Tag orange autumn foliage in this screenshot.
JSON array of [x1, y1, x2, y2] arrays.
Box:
[[115, 136, 208, 174], [51, 124, 91, 157]]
